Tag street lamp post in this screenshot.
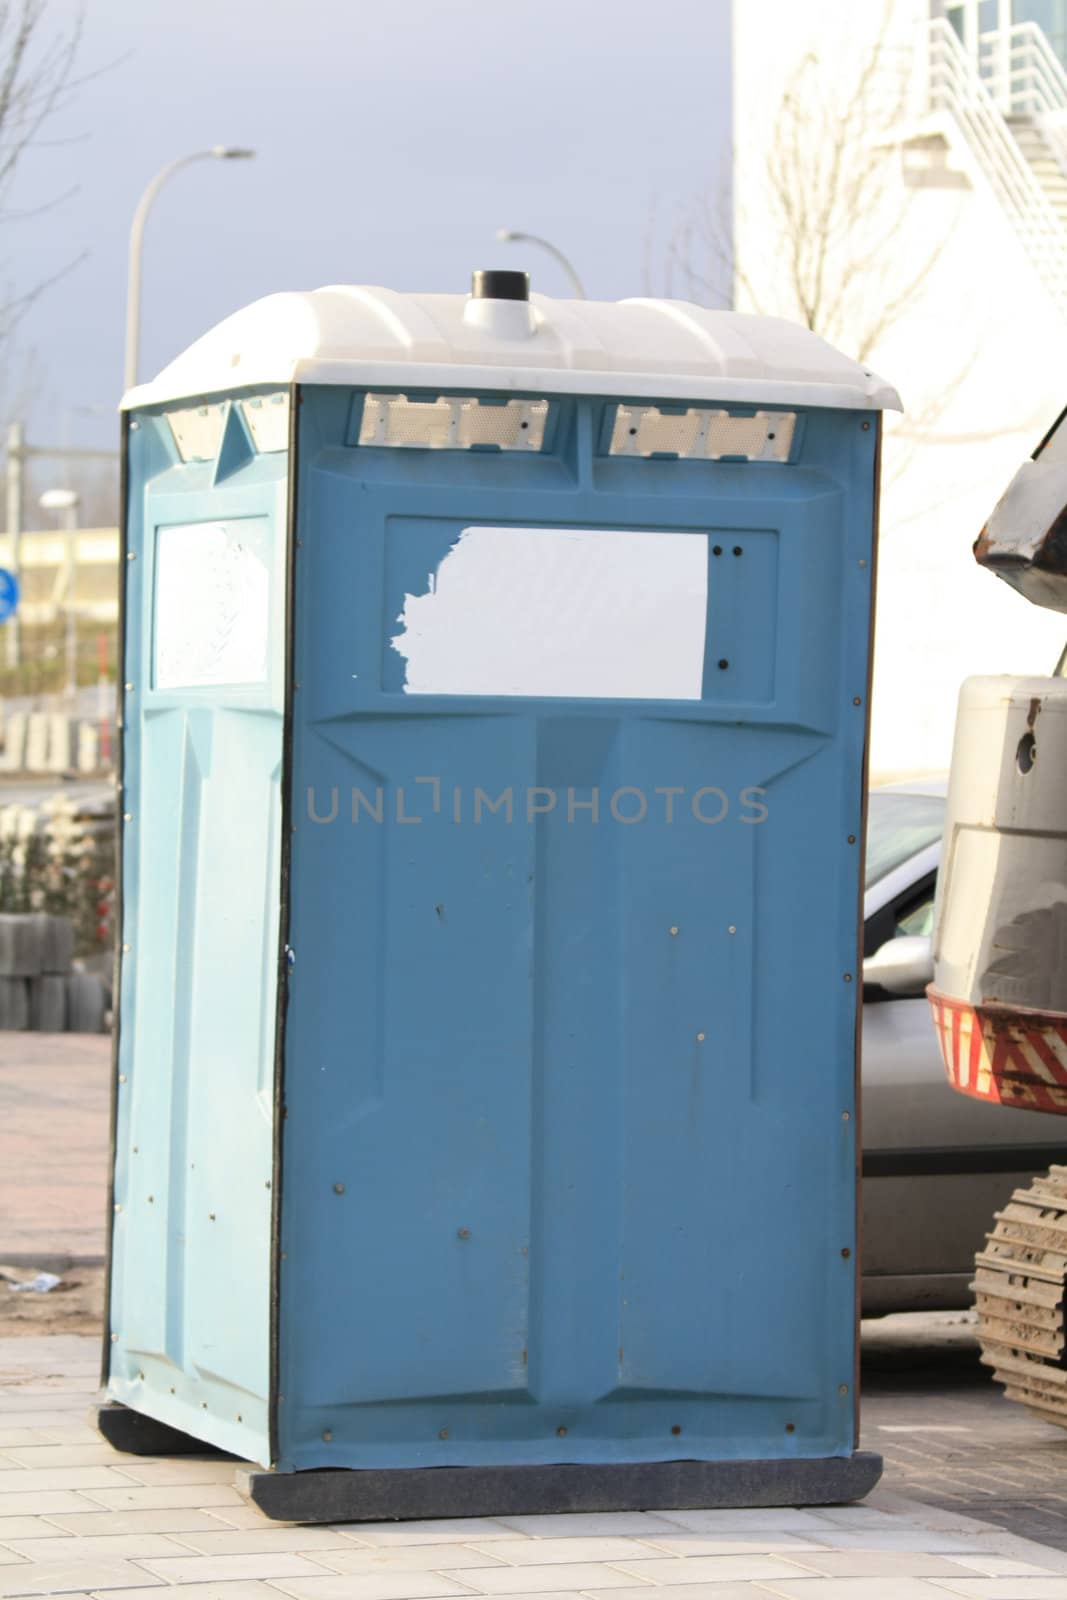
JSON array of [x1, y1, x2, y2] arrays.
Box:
[[124, 146, 256, 393], [495, 228, 587, 298]]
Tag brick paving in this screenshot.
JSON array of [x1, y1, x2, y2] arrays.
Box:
[[862, 1311, 1067, 1552], [0, 1034, 111, 1263], [0, 1335, 1066, 1600]]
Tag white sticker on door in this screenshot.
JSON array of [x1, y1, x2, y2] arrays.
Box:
[[154, 519, 270, 690], [391, 526, 708, 699]]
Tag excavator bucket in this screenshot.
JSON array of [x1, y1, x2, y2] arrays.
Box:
[[974, 405, 1067, 610]]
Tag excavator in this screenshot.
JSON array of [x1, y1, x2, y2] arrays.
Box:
[[929, 403, 1067, 1425]]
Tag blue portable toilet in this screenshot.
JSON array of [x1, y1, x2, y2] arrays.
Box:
[[97, 270, 899, 1521]]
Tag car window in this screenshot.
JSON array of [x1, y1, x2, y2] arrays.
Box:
[[896, 892, 935, 939], [864, 792, 945, 889]]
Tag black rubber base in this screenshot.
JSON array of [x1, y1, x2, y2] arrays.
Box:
[[93, 1401, 229, 1458], [240, 1451, 883, 1524]]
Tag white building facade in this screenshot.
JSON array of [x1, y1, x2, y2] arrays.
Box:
[[732, 0, 1067, 777]]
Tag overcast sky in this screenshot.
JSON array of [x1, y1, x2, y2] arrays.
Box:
[[6, 0, 731, 454]]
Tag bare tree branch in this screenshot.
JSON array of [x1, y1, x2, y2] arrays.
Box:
[[0, 0, 85, 344]]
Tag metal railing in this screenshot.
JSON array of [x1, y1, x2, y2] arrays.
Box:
[[977, 21, 1067, 178], [929, 16, 1067, 315]]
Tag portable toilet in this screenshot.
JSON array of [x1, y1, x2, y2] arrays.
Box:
[[97, 270, 898, 1521]]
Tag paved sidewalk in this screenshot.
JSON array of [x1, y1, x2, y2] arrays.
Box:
[[0, 1035, 111, 1263], [2, 1337, 1067, 1600]]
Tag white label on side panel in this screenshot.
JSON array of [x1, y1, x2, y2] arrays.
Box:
[[391, 526, 709, 699], [154, 519, 270, 690]]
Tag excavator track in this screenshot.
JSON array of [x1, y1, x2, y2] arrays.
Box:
[[974, 1165, 1067, 1425]]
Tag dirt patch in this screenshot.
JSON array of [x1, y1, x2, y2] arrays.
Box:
[[0, 1262, 105, 1336]]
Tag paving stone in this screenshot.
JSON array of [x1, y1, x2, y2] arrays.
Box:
[[95, 1586, 282, 1600], [811, 1530, 989, 1552], [0, 1522, 65, 1542], [195, 1510, 288, 1532], [749, 1582, 967, 1599], [0, 1559, 162, 1596], [0, 1472, 138, 1495], [771, 1548, 990, 1576], [46, 1512, 231, 1537], [266, 1579, 493, 1600], [133, 1556, 337, 1586], [170, 1532, 366, 1556], [79, 1489, 246, 1513], [437, 1564, 645, 1594], [343, 1525, 513, 1549], [459, 1541, 649, 1567], [635, 1534, 828, 1556], [309, 1548, 507, 1576], [946, 1555, 1058, 1576], [0, 1497, 104, 1519], [4, 1536, 194, 1562], [927, 1582, 1067, 1598], [605, 1553, 816, 1585], [491, 1517, 678, 1539], [2, 1450, 125, 1471], [651, 1508, 840, 1534], [100, 1464, 239, 1489]]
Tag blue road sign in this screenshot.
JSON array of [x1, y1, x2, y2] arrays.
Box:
[[0, 570, 19, 624]]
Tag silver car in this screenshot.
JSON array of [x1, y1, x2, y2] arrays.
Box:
[[861, 779, 1067, 1314]]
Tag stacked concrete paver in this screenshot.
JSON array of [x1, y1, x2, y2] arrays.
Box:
[[0, 918, 107, 1034]]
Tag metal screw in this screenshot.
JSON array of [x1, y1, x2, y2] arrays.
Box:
[[333, 1183, 345, 1195], [839, 1383, 849, 1394], [169, 1386, 175, 1394], [842, 1110, 851, 1122], [728, 924, 736, 934], [852, 697, 861, 706], [457, 1227, 471, 1240], [322, 1429, 333, 1441], [201, 1401, 208, 1409], [208, 1212, 216, 1221], [127, 551, 136, 561], [785, 1422, 795, 1433], [122, 944, 131, 953], [124, 682, 133, 692], [236, 1414, 242, 1423], [669, 925, 679, 936], [557, 1425, 567, 1437], [861, 421, 871, 430], [111, 1332, 118, 1342], [439, 1427, 449, 1439], [147, 1194, 154, 1203], [841, 1247, 851, 1259], [123, 812, 132, 822], [844, 973, 853, 983], [118, 1073, 126, 1083], [696, 1032, 705, 1042], [671, 1424, 682, 1435], [717, 658, 729, 670], [847, 834, 856, 844], [114, 1203, 122, 1213], [858, 559, 867, 568]]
